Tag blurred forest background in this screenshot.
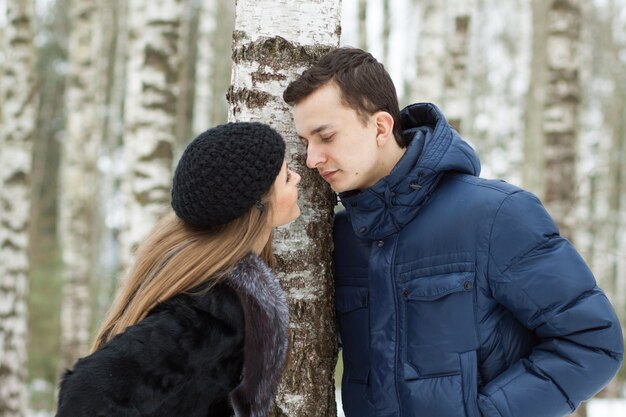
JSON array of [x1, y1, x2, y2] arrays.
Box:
[[0, 0, 625, 416]]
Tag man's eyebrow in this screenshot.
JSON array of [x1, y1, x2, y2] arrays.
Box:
[[297, 124, 335, 142], [310, 124, 334, 136]]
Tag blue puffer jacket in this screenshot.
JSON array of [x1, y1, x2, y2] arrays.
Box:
[[334, 103, 624, 417]]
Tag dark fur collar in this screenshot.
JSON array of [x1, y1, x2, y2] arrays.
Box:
[[225, 253, 289, 417]]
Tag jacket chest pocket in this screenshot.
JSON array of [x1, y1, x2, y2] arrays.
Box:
[[335, 286, 370, 384], [400, 271, 478, 378]]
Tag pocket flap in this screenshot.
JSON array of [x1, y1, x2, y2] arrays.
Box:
[[405, 348, 461, 379], [336, 286, 369, 313], [405, 272, 474, 301]]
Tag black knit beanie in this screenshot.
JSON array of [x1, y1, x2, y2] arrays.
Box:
[[171, 122, 286, 228]]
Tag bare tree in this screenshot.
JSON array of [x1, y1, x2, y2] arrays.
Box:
[[443, 0, 475, 133], [466, 0, 531, 184], [192, 0, 217, 135], [525, 0, 581, 241], [0, 0, 37, 416], [175, 0, 200, 151], [57, 0, 102, 371], [382, 0, 390, 66], [119, 0, 183, 271], [358, 0, 367, 50], [230, 0, 341, 415], [193, 0, 235, 135], [410, 0, 445, 103]]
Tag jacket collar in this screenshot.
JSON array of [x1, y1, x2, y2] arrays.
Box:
[[339, 103, 480, 241], [226, 253, 289, 417]]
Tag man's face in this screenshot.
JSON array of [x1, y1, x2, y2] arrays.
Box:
[[293, 82, 383, 193]]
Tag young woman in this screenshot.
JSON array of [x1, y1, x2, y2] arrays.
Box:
[[55, 122, 301, 417]]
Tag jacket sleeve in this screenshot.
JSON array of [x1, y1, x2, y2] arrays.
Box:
[[55, 293, 244, 417], [478, 190, 624, 417]]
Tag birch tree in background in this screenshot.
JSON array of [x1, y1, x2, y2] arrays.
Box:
[[525, 0, 581, 241], [90, 0, 129, 323], [467, 0, 531, 183], [57, 0, 102, 371], [542, 0, 581, 241], [0, 0, 36, 415], [192, 0, 217, 135], [381, 0, 390, 66], [358, 0, 367, 50], [193, 0, 234, 135], [174, 0, 199, 152], [409, 0, 445, 104], [442, 0, 474, 134], [230, 1, 341, 415], [120, 0, 183, 270]]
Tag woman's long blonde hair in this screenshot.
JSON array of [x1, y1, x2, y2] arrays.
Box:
[[91, 196, 275, 352]]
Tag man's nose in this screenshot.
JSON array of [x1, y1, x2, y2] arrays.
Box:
[[306, 143, 326, 169]]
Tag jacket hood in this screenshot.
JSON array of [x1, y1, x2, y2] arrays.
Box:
[[339, 102, 480, 240]]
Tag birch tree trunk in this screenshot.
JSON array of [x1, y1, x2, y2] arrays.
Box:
[[467, 0, 531, 184], [57, 0, 102, 371], [357, 0, 367, 50], [230, 1, 341, 415], [541, 0, 581, 241], [192, 0, 217, 135], [120, 0, 183, 270], [410, 0, 445, 104], [524, 0, 549, 197], [95, 0, 128, 318], [193, 0, 234, 135], [525, 0, 581, 241], [175, 0, 199, 151], [443, 0, 474, 134], [0, 0, 37, 415], [381, 0, 390, 66]]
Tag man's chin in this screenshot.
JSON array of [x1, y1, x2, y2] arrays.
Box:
[[329, 183, 352, 193]]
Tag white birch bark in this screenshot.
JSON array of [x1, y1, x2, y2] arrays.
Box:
[[96, 0, 128, 311], [57, 0, 102, 371], [358, 0, 368, 50], [0, 0, 36, 415], [230, 1, 341, 415], [467, 0, 531, 183], [410, 0, 446, 104], [441, 0, 474, 134], [192, 0, 217, 135], [541, 0, 582, 240], [175, 0, 199, 151], [381, 0, 390, 66], [120, 0, 183, 270], [523, 0, 549, 197], [193, 0, 235, 135]]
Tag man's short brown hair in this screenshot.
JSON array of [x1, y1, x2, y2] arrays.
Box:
[[283, 47, 405, 147]]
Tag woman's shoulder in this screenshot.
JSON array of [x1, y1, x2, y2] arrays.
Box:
[[56, 282, 245, 416], [151, 280, 245, 331]]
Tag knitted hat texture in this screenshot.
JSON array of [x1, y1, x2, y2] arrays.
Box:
[[171, 122, 286, 228]]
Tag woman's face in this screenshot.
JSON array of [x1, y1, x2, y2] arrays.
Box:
[[270, 161, 301, 227]]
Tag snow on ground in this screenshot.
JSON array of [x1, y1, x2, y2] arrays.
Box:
[[588, 398, 626, 417]]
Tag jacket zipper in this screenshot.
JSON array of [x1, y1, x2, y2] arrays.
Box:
[[390, 235, 403, 417]]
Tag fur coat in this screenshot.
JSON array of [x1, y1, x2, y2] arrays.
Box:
[[55, 253, 289, 417]]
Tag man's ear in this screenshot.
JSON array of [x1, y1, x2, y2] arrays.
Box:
[[374, 111, 395, 147]]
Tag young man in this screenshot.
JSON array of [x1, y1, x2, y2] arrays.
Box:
[[283, 48, 623, 417]]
